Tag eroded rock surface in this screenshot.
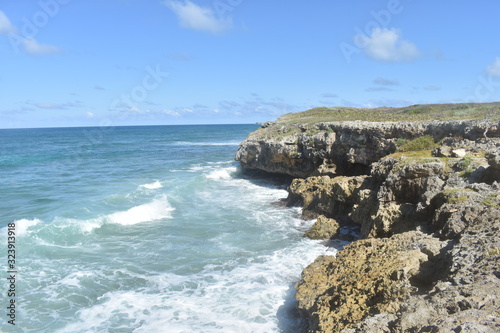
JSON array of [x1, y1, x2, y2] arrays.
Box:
[[236, 114, 500, 332], [295, 232, 447, 332], [236, 120, 500, 178]]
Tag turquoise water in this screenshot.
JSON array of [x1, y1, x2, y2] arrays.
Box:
[[0, 125, 331, 332]]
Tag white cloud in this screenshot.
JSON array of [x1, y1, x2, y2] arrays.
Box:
[[357, 28, 419, 62], [164, 0, 231, 34], [86, 112, 94, 118], [0, 11, 60, 55], [162, 109, 181, 117], [0, 10, 16, 35], [21, 38, 60, 55], [486, 57, 500, 77], [34, 101, 80, 110]]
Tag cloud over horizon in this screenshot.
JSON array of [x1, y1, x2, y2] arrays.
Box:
[[0, 10, 60, 55], [0, 10, 17, 34], [486, 57, 500, 77], [20, 37, 60, 55], [356, 28, 419, 62], [164, 0, 231, 34]]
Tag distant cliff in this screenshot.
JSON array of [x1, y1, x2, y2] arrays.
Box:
[[236, 119, 499, 178], [236, 103, 500, 332]]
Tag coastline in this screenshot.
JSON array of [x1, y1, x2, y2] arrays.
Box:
[[235, 103, 500, 332]]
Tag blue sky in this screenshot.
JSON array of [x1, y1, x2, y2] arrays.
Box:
[[1, 0, 500, 128]]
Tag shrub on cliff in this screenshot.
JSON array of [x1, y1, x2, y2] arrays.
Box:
[[398, 135, 438, 152]]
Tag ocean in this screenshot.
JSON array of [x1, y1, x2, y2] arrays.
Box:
[[0, 124, 334, 332]]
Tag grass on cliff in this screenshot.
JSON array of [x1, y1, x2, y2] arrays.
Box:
[[275, 102, 500, 124], [397, 135, 438, 152]]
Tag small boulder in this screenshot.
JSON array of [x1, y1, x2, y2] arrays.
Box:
[[304, 215, 340, 239], [451, 148, 467, 158], [432, 146, 453, 157]]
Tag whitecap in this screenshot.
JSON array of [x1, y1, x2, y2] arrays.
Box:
[[205, 166, 238, 180], [55, 239, 331, 333], [139, 180, 163, 190], [174, 141, 240, 146], [11, 218, 41, 236], [105, 195, 174, 226]]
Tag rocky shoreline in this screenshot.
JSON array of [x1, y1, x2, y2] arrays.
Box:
[[236, 107, 500, 332]]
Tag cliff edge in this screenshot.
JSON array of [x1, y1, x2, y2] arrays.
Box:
[[236, 103, 500, 332]]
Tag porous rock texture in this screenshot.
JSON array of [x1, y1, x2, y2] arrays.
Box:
[[235, 120, 500, 178], [236, 114, 500, 332]]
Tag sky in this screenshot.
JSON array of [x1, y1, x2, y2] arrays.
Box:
[[1, 0, 500, 128]]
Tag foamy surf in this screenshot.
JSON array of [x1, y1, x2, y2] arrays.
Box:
[[3, 124, 330, 332], [174, 141, 241, 146], [106, 195, 174, 226], [11, 196, 175, 244], [205, 166, 238, 180], [10, 218, 41, 236], [55, 238, 330, 333], [139, 180, 163, 190]]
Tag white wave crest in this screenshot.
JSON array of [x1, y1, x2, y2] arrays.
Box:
[[12, 218, 41, 236], [106, 195, 174, 226], [205, 167, 237, 180], [139, 180, 163, 190], [175, 141, 240, 146]]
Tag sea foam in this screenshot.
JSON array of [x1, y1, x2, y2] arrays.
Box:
[[10, 218, 41, 236], [139, 180, 163, 190], [106, 195, 174, 226]]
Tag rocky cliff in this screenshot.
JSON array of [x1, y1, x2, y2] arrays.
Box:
[[235, 120, 499, 178], [236, 104, 500, 332]]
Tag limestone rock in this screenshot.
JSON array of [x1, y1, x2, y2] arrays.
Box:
[[304, 215, 340, 239], [287, 175, 372, 219], [236, 120, 500, 178], [432, 145, 453, 157], [295, 231, 445, 332], [347, 201, 500, 333], [235, 114, 500, 333], [451, 148, 467, 158]]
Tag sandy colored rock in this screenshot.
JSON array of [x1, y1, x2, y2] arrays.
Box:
[[304, 215, 340, 239], [295, 231, 445, 332], [235, 113, 500, 333]]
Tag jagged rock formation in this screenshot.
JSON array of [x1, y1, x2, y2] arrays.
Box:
[[295, 231, 448, 332], [235, 119, 500, 178], [304, 215, 340, 239], [236, 105, 500, 332]]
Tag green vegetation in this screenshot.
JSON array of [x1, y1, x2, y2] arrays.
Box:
[[454, 156, 477, 178], [442, 188, 475, 195], [455, 157, 473, 170], [275, 102, 500, 124], [397, 135, 438, 152], [441, 189, 476, 204], [396, 138, 408, 147], [388, 150, 434, 159], [448, 195, 468, 203], [488, 248, 500, 256], [482, 194, 500, 208]]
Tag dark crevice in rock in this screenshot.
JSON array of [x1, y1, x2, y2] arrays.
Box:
[[236, 115, 500, 332]]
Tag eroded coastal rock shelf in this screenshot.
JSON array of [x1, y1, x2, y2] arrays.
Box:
[[236, 103, 500, 332]]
